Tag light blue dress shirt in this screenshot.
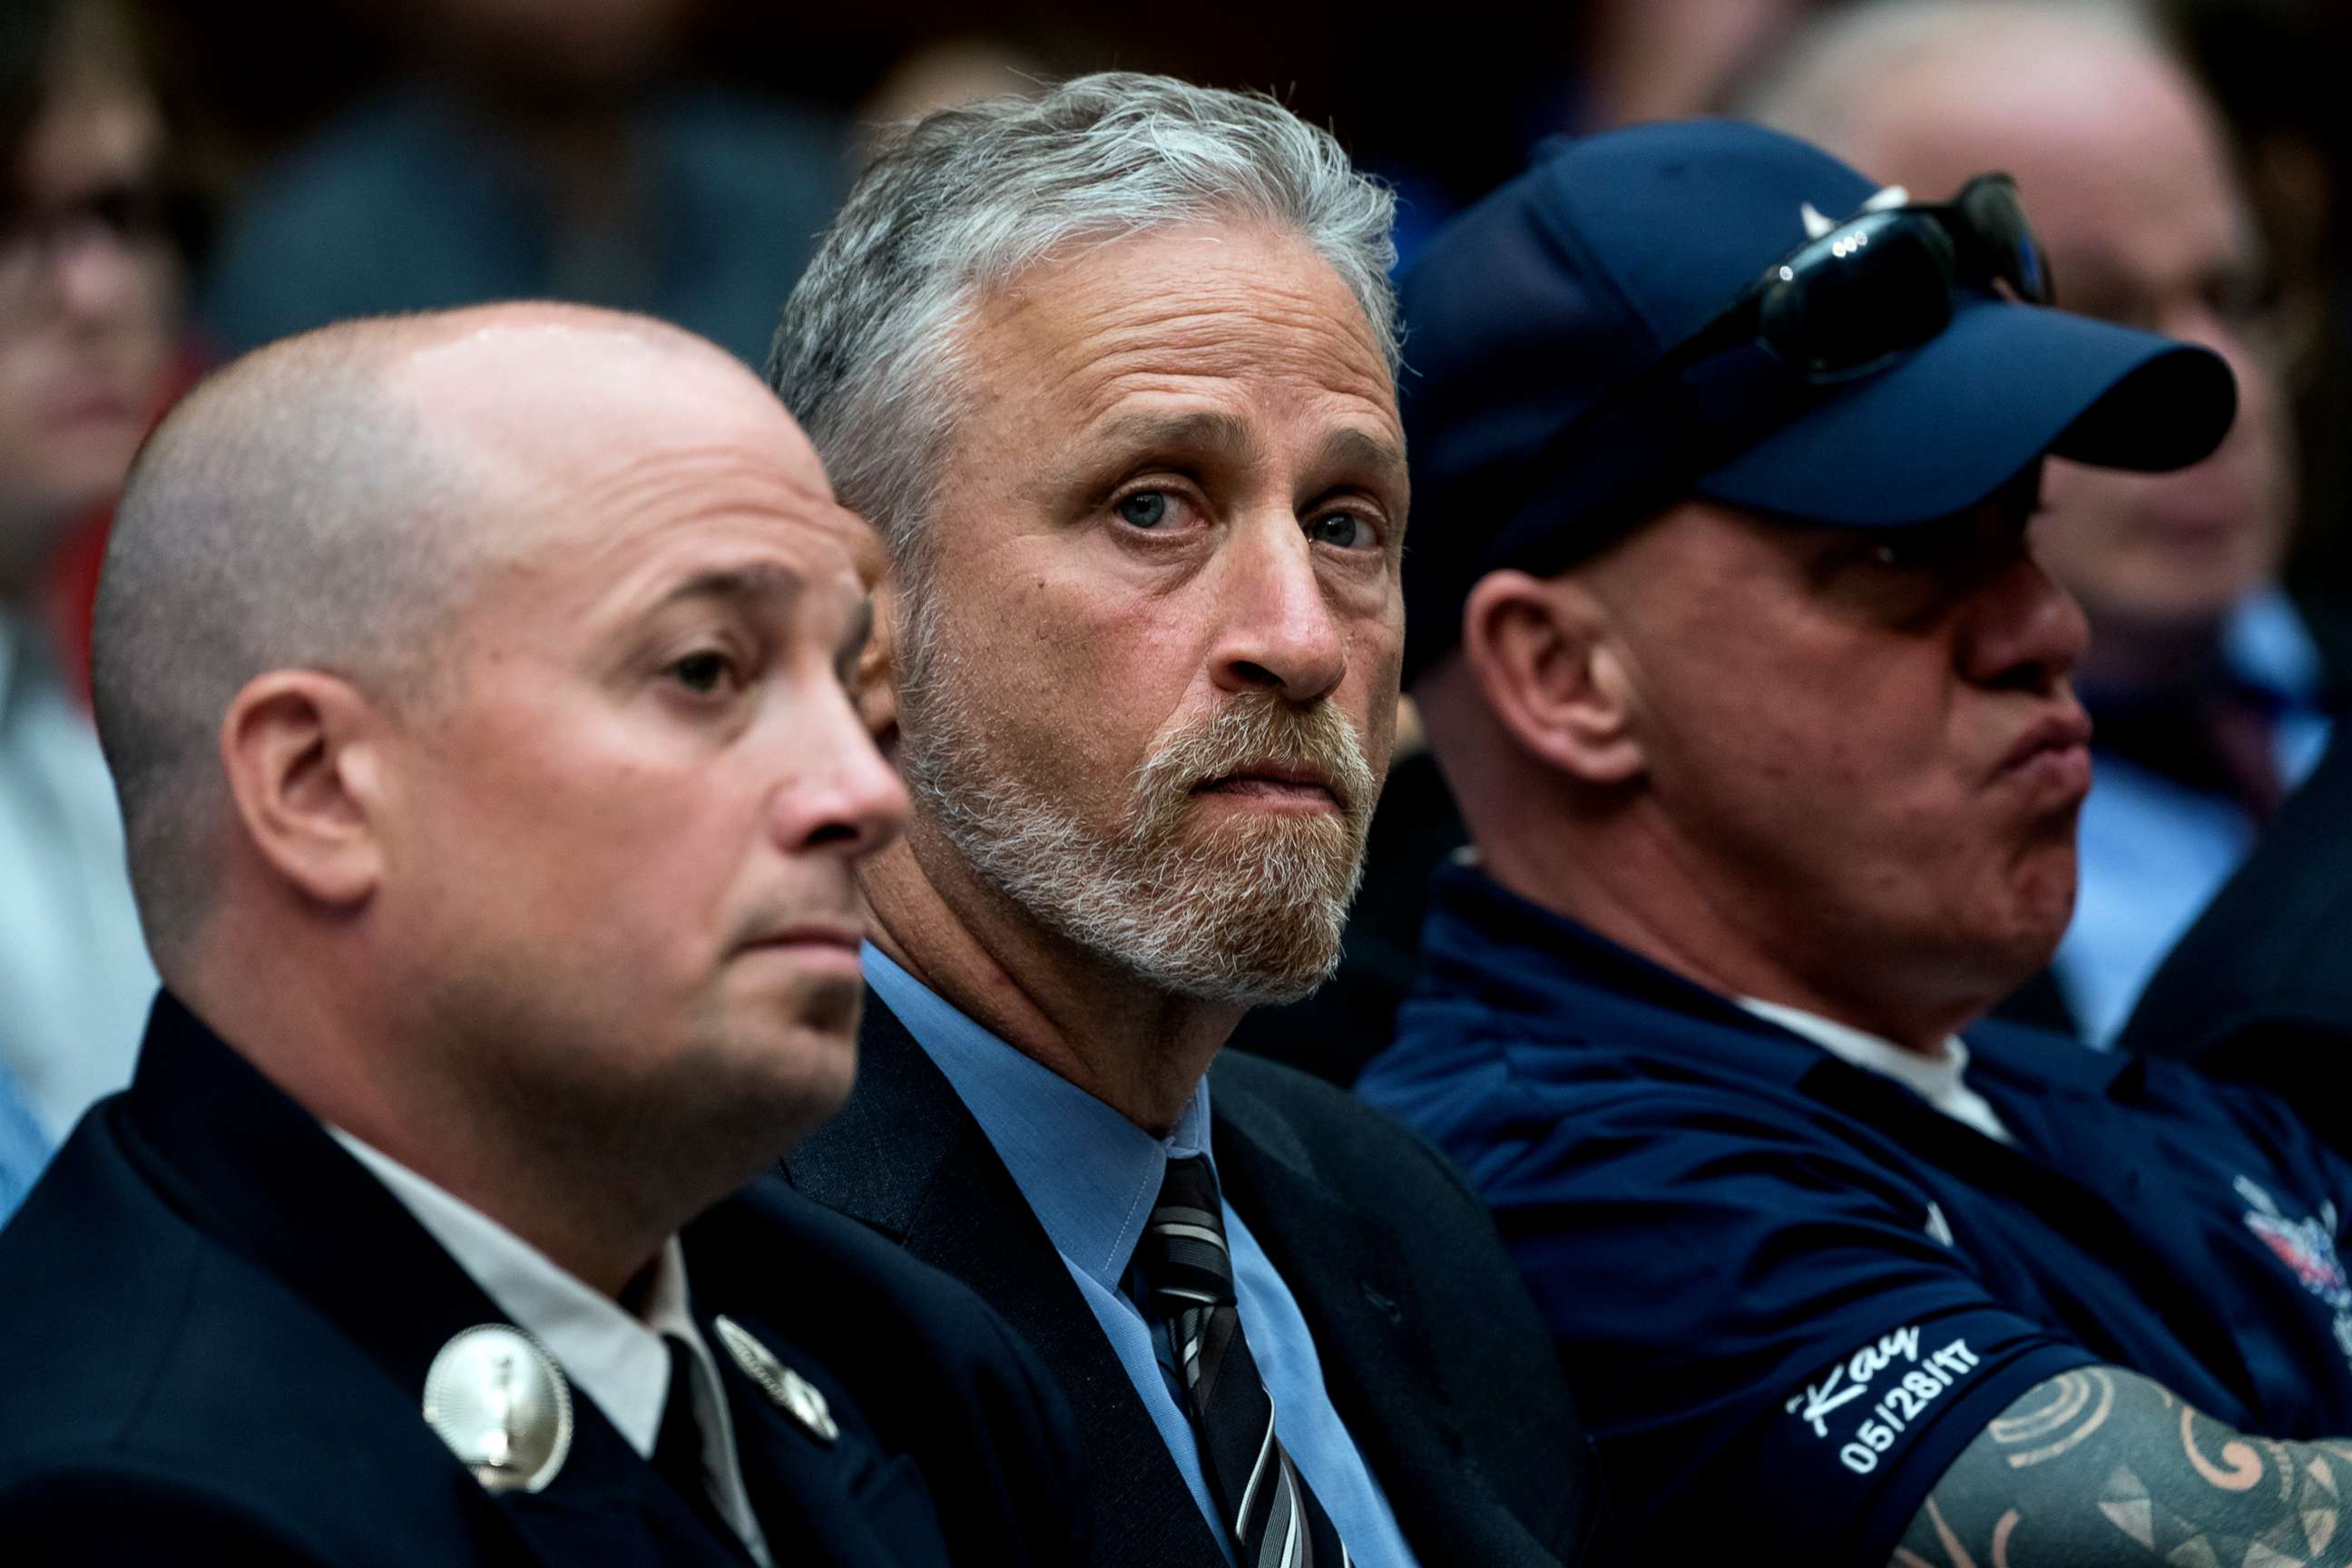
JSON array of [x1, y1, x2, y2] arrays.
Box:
[[865, 946, 1418, 1568], [2060, 589, 2333, 1045], [0, 1063, 50, 1227]]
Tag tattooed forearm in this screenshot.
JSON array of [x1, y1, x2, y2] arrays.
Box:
[[1891, 1367, 2352, 1568]]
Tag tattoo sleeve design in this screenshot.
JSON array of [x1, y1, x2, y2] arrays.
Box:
[[1892, 1367, 2352, 1568]]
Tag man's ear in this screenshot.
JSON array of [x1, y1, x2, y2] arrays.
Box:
[[856, 575, 904, 739], [1460, 569, 1646, 786], [217, 671, 387, 909]]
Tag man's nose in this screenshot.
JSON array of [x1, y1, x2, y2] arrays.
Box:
[[771, 686, 909, 858], [1207, 514, 1348, 704], [1958, 551, 2091, 692]]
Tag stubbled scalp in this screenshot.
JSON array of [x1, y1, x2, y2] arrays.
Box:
[[90, 303, 761, 969]]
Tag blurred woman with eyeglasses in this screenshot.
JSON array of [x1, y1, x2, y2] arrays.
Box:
[[0, 0, 182, 1204]]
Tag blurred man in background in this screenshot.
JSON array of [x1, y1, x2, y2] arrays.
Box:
[[2121, 708, 2352, 1154], [1740, 0, 2332, 1044], [200, 0, 842, 367], [0, 0, 174, 1165]]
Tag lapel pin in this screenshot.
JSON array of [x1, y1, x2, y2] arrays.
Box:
[[423, 1324, 573, 1493], [715, 1315, 839, 1445]]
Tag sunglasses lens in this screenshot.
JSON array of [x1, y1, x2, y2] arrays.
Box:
[[1958, 177, 2053, 305], [1758, 217, 1955, 375]]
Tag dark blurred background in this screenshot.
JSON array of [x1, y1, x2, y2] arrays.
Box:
[[111, 0, 2352, 591]]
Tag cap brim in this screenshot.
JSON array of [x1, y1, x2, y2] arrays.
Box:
[[1692, 299, 2239, 527]]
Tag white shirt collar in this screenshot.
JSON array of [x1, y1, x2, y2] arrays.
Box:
[[1736, 997, 2015, 1146], [328, 1129, 772, 1564]]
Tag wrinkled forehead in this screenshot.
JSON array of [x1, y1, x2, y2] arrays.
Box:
[[968, 221, 1400, 421]]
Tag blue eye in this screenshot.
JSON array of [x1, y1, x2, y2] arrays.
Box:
[[1116, 491, 1170, 528], [1308, 512, 1376, 550]]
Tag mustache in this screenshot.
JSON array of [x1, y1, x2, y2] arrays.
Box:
[[1128, 693, 1378, 833]]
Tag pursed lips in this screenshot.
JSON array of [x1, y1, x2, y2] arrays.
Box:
[[1992, 704, 2094, 798], [739, 924, 866, 958], [1193, 764, 1345, 812]]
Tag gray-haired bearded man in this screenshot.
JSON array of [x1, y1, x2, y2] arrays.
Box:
[[768, 73, 1602, 1568]]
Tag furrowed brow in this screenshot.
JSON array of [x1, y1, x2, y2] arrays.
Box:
[[1314, 426, 1409, 492], [1090, 409, 1257, 465]]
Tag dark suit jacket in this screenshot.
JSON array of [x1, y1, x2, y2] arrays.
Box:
[[2120, 731, 2352, 1153], [0, 994, 1087, 1567], [784, 993, 1604, 1568]]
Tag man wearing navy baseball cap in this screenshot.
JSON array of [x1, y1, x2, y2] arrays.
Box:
[[1358, 118, 2352, 1566]]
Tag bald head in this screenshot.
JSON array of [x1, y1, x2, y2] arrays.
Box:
[[94, 303, 828, 967], [1736, 2, 2171, 171]]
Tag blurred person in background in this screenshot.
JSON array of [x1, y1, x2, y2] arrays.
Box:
[[199, 0, 841, 367], [2121, 711, 2352, 1154], [1574, 0, 1815, 130], [1738, 0, 2333, 1045], [0, 0, 173, 1163], [2172, 0, 2352, 608]]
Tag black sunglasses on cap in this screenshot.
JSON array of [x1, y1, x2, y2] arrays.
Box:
[[1482, 174, 2054, 573], [1657, 172, 2053, 385]]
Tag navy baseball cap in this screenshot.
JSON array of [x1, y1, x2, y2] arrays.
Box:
[[1397, 118, 2239, 686]]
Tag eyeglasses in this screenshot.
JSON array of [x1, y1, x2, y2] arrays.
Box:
[[1654, 172, 2053, 385], [0, 181, 179, 315]]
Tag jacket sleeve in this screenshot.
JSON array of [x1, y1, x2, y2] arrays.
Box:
[[1481, 1083, 2096, 1568]]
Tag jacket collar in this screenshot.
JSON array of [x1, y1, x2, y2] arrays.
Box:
[[789, 993, 1229, 1568], [861, 943, 1216, 1294], [119, 993, 768, 1568], [1418, 862, 2136, 1098]]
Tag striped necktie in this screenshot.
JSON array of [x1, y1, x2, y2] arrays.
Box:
[[1136, 1154, 1351, 1568]]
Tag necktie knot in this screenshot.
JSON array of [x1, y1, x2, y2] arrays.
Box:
[[1138, 1153, 1237, 1313]]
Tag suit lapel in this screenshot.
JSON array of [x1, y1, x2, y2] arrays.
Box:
[[688, 1294, 948, 1568], [786, 995, 1229, 1568], [1209, 1084, 1474, 1554], [492, 1408, 750, 1568], [121, 996, 751, 1568]]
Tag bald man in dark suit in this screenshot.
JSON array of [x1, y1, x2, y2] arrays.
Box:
[[0, 305, 1086, 1568]]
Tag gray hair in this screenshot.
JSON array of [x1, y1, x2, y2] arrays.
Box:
[[766, 70, 1398, 567], [1733, 0, 2164, 149]]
